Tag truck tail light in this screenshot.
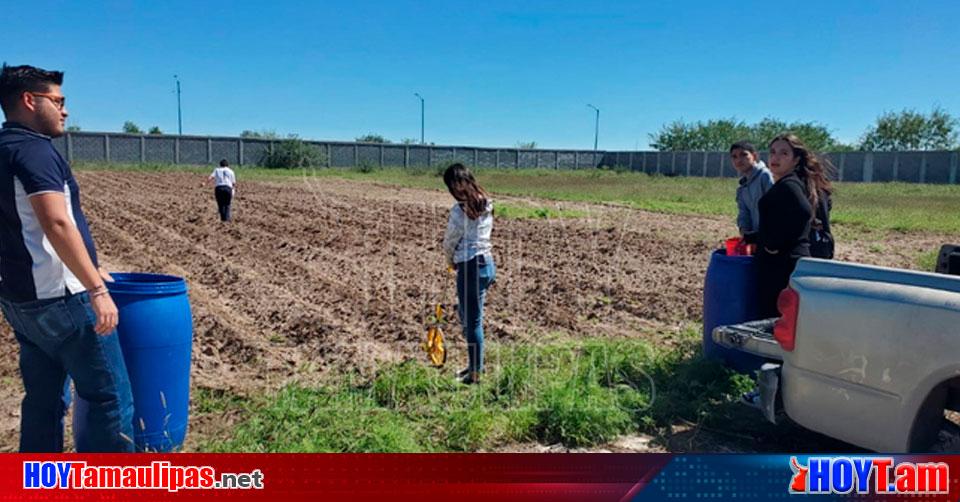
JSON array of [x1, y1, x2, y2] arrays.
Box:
[[774, 287, 799, 352]]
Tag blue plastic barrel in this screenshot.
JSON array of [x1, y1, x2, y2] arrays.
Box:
[[702, 249, 766, 374], [75, 273, 193, 452]]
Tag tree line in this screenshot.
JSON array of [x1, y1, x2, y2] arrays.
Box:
[[649, 107, 958, 152], [73, 106, 957, 154]]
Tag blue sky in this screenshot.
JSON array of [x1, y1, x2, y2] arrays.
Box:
[[5, 0, 959, 149]]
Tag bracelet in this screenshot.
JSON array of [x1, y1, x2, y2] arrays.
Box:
[[89, 284, 109, 298]]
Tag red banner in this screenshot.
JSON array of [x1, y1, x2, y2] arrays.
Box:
[[3, 453, 672, 501], [8, 454, 960, 500]]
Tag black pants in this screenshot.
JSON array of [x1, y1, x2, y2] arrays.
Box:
[[214, 186, 233, 221], [755, 254, 799, 319]]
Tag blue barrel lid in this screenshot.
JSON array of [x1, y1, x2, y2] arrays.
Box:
[[711, 248, 755, 263], [106, 272, 188, 296]]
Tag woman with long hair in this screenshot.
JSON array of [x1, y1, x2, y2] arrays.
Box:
[[442, 163, 496, 385], [750, 133, 834, 318]]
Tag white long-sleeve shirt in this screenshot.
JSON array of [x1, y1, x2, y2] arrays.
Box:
[[210, 167, 236, 188], [442, 201, 493, 265]]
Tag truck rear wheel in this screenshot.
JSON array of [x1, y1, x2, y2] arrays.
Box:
[[911, 381, 960, 452], [910, 383, 948, 452], [931, 419, 960, 453]]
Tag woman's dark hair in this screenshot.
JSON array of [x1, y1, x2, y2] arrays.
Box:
[[768, 133, 834, 208], [443, 163, 489, 220], [219, 159, 229, 167]]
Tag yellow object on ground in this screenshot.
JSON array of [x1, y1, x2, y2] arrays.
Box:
[[422, 304, 447, 367]]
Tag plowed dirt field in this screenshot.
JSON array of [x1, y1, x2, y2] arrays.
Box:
[[0, 171, 944, 451]]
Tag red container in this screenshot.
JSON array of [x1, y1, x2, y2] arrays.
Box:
[[725, 237, 742, 256], [725, 237, 756, 256]]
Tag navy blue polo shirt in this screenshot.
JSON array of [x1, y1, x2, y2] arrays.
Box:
[[0, 122, 99, 302]]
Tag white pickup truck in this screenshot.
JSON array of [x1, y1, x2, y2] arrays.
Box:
[[713, 248, 960, 452]]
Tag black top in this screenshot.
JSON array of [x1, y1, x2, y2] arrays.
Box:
[[755, 171, 813, 260]]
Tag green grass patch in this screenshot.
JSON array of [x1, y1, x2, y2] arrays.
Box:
[[202, 384, 423, 453], [77, 163, 960, 234], [199, 334, 753, 452], [916, 249, 939, 272], [193, 387, 250, 414], [495, 203, 587, 220]]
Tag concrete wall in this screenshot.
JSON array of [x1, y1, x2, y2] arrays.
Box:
[[55, 132, 960, 184]]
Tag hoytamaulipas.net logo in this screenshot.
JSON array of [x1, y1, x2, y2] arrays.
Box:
[[789, 456, 948, 495], [23, 461, 264, 492]]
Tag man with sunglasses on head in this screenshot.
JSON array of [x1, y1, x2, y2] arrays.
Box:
[[0, 64, 133, 452]]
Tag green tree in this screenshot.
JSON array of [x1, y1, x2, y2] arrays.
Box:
[[750, 118, 839, 152], [355, 133, 390, 143], [259, 135, 327, 168], [240, 129, 279, 139], [400, 138, 419, 145], [516, 141, 538, 149], [649, 117, 842, 152], [148, 126, 163, 135], [122, 121, 142, 134], [66, 125, 81, 132], [829, 142, 858, 152], [859, 107, 958, 151], [648, 118, 750, 151]]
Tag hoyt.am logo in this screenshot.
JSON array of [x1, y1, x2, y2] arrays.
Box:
[[789, 456, 949, 495]]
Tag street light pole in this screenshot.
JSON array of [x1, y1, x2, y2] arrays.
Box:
[[174, 75, 182, 135], [414, 93, 424, 144], [586, 104, 599, 152]]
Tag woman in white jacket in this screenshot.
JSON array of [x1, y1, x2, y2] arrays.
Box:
[[442, 163, 496, 385]]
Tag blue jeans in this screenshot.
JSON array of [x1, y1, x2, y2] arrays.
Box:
[[456, 254, 496, 373], [0, 292, 134, 452]]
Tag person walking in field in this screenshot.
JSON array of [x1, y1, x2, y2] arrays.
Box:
[[442, 163, 496, 385], [0, 63, 134, 452], [207, 159, 237, 222]]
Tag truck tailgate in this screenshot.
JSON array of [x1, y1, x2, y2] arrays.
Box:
[[712, 318, 783, 361]]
